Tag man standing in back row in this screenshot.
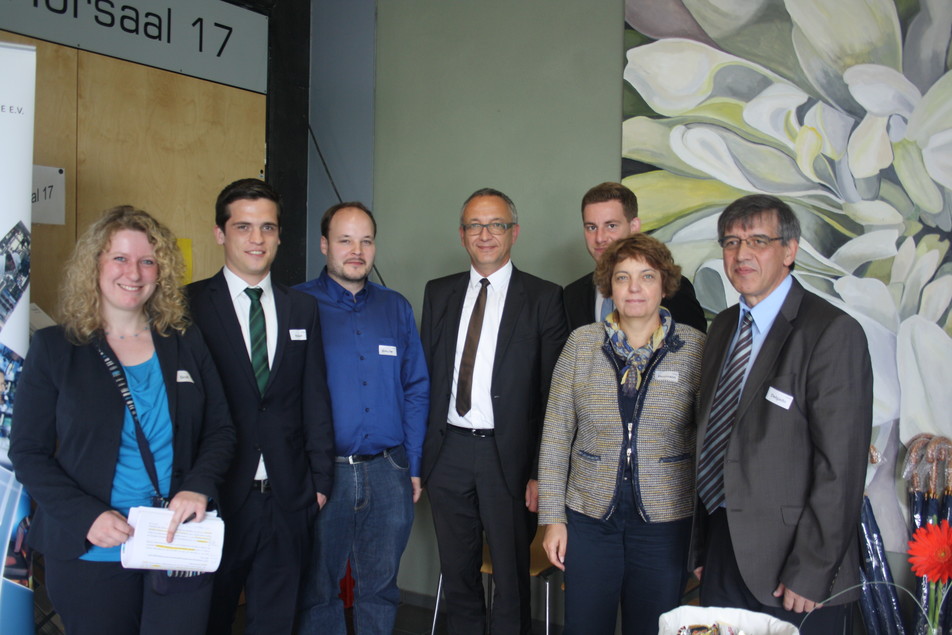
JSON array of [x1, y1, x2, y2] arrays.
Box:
[[692, 194, 871, 633], [421, 188, 568, 634], [187, 178, 335, 634], [295, 202, 429, 634], [563, 182, 707, 332]]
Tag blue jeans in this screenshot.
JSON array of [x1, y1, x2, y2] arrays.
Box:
[[564, 483, 691, 635], [298, 445, 414, 634]]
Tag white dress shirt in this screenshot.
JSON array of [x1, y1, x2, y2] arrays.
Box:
[[447, 261, 513, 430], [222, 265, 278, 479]]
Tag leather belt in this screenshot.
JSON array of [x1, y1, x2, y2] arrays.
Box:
[[447, 423, 494, 438], [252, 478, 271, 493], [336, 447, 397, 464]]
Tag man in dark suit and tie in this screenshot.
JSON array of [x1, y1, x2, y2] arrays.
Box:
[[692, 194, 872, 633], [421, 188, 568, 634], [187, 179, 335, 634], [563, 182, 707, 332]]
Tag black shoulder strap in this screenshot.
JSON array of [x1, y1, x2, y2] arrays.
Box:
[[96, 344, 163, 501]]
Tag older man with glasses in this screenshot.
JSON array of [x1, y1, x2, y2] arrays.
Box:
[[691, 194, 872, 634], [420, 188, 568, 635]]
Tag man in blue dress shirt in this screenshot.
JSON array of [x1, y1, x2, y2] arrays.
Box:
[[295, 202, 430, 634]]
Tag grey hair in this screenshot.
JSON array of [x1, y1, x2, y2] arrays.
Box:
[[459, 188, 518, 224], [717, 194, 800, 243]]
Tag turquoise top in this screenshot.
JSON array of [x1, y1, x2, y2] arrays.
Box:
[[82, 353, 173, 561]]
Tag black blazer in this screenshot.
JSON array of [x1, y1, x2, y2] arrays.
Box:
[[420, 267, 568, 497], [186, 270, 335, 516], [10, 325, 235, 560], [563, 271, 708, 333]]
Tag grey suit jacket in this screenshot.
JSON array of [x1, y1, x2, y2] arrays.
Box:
[[693, 277, 871, 606]]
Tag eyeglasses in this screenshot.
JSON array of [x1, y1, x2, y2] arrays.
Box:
[[718, 235, 784, 251], [461, 222, 516, 236]]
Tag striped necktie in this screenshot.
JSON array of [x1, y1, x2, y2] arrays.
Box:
[[697, 311, 754, 513], [245, 287, 269, 395]]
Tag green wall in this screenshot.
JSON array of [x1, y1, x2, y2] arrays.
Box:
[[374, 0, 624, 314], [374, 0, 625, 609]]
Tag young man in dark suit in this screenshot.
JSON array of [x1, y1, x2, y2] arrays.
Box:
[[420, 188, 568, 634], [187, 179, 335, 635], [563, 182, 707, 332], [692, 194, 871, 633]]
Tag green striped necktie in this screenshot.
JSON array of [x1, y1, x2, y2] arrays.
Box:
[[244, 287, 269, 395]]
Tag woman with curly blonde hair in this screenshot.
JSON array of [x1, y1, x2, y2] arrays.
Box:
[[11, 206, 235, 635], [59, 205, 189, 342]]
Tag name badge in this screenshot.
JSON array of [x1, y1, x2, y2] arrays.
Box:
[[176, 370, 194, 383], [289, 329, 307, 341], [766, 386, 793, 410], [379, 344, 397, 357]]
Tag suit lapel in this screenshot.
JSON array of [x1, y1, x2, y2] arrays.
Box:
[[492, 268, 525, 385], [442, 274, 469, 377], [735, 278, 803, 420], [153, 329, 179, 421], [696, 304, 738, 448], [208, 271, 259, 393], [700, 304, 740, 414], [269, 283, 290, 388]]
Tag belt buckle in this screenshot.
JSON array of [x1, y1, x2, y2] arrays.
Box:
[[347, 455, 359, 465]]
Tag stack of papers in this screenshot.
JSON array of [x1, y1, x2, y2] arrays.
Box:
[[121, 506, 224, 572]]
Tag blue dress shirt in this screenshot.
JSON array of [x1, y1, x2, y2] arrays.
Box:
[[295, 270, 430, 477], [730, 273, 794, 387]]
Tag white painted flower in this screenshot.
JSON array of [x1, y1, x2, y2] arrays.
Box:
[[624, 0, 952, 452]]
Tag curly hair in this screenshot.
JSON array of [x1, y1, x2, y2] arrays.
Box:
[[59, 206, 189, 344], [594, 234, 681, 300]]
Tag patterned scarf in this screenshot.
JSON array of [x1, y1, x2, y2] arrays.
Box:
[[603, 307, 672, 395]]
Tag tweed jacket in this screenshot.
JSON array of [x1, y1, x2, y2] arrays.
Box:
[[539, 321, 705, 525]]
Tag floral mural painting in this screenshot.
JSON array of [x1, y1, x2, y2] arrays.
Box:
[[622, 0, 952, 551]]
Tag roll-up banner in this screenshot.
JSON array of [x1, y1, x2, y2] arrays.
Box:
[[0, 41, 37, 635]]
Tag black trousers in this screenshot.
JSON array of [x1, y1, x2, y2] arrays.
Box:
[[44, 557, 213, 635], [427, 430, 532, 635], [699, 508, 849, 634], [206, 489, 315, 635]]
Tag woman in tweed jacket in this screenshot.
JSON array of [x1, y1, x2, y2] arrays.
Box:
[[539, 234, 705, 635]]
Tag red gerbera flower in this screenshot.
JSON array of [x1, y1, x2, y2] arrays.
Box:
[[909, 520, 952, 584]]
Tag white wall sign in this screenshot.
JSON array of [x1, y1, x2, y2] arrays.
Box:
[[31, 165, 65, 225], [1, 0, 267, 93]]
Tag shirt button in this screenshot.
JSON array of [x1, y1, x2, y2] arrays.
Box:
[[359, 355, 365, 360], [364, 407, 370, 413], [362, 381, 368, 386], [356, 330, 362, 335]]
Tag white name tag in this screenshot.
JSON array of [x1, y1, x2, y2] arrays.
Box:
[[766, 386, 794, 410], [289, 329, 307, 341], [655, 370, 679, 382], [176, 370, 194, 383], [379, 344, 397, 357]]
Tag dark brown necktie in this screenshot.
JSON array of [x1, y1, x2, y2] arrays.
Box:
[[455, 278, 489, 416]]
